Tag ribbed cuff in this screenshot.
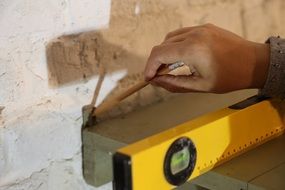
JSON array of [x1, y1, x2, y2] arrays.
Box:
[[259, 36, 285, 99]]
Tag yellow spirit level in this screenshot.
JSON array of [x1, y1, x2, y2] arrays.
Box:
[[112, 96, 285, 190]]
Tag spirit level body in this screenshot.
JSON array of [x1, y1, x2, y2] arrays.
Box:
[[113, 98, 284, 190]]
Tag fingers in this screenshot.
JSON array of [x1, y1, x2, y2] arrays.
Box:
[[164, 26, 198, 40], [162, 32, 190, 44], [151, 75, 199, 93], [145, 26, 201, 81], [151, 76, 187, 93], [144, 42, 183, 81]]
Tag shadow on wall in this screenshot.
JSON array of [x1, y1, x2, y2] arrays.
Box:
[[44, 0, 186, 117], [47, 0, 228, 119], [45, 28, 175, 121], [46, 31, 145, 87]]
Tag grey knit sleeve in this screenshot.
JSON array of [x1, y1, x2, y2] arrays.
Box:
[[259, 36, 285, 99]]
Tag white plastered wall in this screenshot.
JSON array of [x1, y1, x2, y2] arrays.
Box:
[[0, 1, 115, 189], [1, 0, 285, 190]]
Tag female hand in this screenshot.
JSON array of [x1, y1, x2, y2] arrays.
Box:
[[144, 24, 270, 93]]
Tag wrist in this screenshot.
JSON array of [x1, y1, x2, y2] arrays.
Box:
[[251, 42, 270, 88]]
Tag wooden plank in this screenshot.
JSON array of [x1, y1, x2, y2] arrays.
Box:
[[191, 172, 247, 190], [87, 91, 256, 144], [83, 90, 257, 186], [193, 134, 285, 190], [83, 131, 126, 186], [212, 134, 285, 181], [177, 182, 208, 190], [248, 162, 285, 190], [83, 130, 126, 151]]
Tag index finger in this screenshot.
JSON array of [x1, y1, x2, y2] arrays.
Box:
[[144, 43, 183, 81], [164, 26, 197, 41]]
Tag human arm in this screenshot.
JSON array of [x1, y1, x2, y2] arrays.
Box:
[[144, 24, 271, 94]]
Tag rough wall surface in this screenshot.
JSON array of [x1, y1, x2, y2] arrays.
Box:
[[0, 0, 285, 190]]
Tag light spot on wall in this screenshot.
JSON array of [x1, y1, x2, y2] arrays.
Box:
[[135, 2, 140, 15]]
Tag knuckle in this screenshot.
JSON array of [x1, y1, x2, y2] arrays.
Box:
[[165, 32, 173, 39], [199, 27, 209, 33], [144, 72, 152, 80], [151, 45, 160, 53], [149, 46, 160, 60], [204, 23, 214, 28], [193, 26, 211, 37]]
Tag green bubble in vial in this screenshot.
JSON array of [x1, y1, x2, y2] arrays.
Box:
[[170, 147, 190, 175]]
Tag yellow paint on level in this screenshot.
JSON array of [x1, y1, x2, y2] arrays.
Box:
[[117, 99, 284, 190]]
